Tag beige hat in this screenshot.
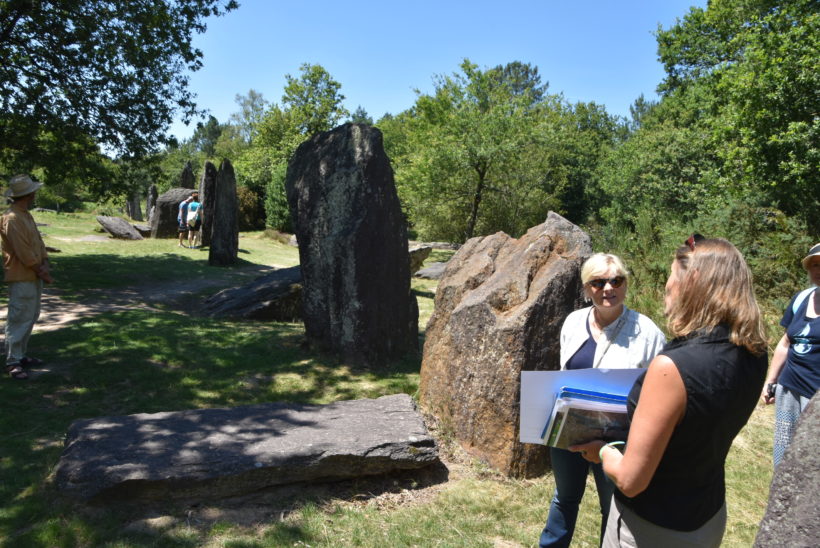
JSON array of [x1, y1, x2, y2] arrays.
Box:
[[5, 174, 43, 198], [802, 243, 820, 270]]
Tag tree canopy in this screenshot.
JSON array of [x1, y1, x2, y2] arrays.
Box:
[[0, 0, 237, 185]]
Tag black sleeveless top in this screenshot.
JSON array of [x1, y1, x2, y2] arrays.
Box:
[[614, 325, 767, 531]]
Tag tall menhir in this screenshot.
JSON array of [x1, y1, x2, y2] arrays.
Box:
[[285, 123, 419, 366]]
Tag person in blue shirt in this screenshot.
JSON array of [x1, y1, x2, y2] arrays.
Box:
[[185, 194, 203, 248], [177, 193, 194, 248], [761, 242, 820, 466]]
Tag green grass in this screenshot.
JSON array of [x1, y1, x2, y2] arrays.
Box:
[[0, 211, 776, 547]]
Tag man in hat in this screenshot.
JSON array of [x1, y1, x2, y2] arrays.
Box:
[[0, 174, 53, 380]]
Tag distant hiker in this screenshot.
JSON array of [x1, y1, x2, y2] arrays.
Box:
[[761, 242, 820, 466], [1, 175, 53, 380], [177, 191, 197, 248], [186, 194, 203, 248]]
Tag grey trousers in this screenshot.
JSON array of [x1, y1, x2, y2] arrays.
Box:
[[603, 497, 726, 548], [5, 280, 42, 364]]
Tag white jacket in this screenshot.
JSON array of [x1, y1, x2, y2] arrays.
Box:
[[559, 305, 666, 370]]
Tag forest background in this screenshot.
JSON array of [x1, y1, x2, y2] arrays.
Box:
[[1, 0, 817, 321]]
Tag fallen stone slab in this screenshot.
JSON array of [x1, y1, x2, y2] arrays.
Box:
[[202, 266, 303, 320], [132, 223, 151, 237], [415, 262, 448, 280], [55, 393, 438, 502], [96, 215, 144, 240]]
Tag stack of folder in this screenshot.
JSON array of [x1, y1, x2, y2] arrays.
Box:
[[541, 387, 629, 449]]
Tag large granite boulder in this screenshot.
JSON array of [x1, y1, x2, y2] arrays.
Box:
[[180, 160, 195, 189], [96, 215, 143, 240], [126, 194, 143, 221], [202, 266, 303, 320], [285, 123, 418, 366], [755, 393, 820, 546], [208, 159, 239, 266], [54, 394, 438, 502], [150, 188, 195, 239], [199, 161, 217, 247], [419, 212, 591, 478]]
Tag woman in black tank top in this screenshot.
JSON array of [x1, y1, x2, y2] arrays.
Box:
[[570, 237, 768, 547]]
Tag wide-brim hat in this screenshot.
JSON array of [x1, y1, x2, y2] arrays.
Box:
[[802, 243, 820, 270], [4, 174, 43, 198]]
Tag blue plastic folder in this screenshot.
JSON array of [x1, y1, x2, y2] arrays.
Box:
[[519, 369, 644, 445], [541, 387, 629, 448]]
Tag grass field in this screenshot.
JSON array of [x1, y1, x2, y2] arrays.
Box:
[[0, 210, 776, 547]]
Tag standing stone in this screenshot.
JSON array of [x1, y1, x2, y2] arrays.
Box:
[[208, 159, 239, 266], [180, 160, 195, 189], [146, 184, 158, 224], [755, 393, 820, 547], [285, 123, 418, 366], [199, 161, 217, 247], [150, 188, 195, 239], [419, 212, 591, 478], [125, 194, 143, 221]]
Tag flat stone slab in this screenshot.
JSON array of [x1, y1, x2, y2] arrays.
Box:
[[202, 266, 302, 320], [55, 393, 438, 502], [96, 215, 144, 240]]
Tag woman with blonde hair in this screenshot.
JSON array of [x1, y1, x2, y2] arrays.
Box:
[[573, 236, 768, 547], [539, 252, 665, 547]]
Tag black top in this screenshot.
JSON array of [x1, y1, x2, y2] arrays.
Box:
[[615, 325, 767, 531]]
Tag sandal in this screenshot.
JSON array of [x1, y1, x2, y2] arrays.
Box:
[[20, 357, 43, 367], [5, 364, 28, 380]]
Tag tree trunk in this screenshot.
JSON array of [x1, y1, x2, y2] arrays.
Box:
[[465, 167, 486, 241]]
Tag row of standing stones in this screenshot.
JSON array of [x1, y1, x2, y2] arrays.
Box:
[[66, 124, 817, 545]]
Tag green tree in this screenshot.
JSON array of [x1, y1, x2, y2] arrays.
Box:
[[655, 0, 819, 231], [230, 89, 269, 144], [350, 106, 373, 125], [190, 115, 223, 158], [396, 60, 558, 241], [0, 0, 238, 187], [282, 63, 349, 135]]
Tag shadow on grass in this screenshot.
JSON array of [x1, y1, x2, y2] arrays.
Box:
[[47, 252, 275, 300], [0, 309, 424, 547]]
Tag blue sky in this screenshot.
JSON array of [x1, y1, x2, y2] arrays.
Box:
[[169, 0, 706, 140]]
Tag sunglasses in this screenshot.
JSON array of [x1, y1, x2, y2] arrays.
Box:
[[685, 233, 705, 251], [587, 276, 625, 289]]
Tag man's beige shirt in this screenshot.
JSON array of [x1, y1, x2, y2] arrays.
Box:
[[0, 202, 48, 282]]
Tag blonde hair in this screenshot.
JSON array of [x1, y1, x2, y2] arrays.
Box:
[[581, 253, 628, 285], [667, 238, 767, 354]]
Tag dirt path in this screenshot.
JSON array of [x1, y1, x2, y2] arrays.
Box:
[[0, 262, 278, 334]]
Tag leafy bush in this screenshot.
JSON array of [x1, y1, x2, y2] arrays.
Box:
[[264, 163, 292, 232], [237, 185, 265, 231]]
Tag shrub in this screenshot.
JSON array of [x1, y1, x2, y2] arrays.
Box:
[[237, 185, 265, 231]]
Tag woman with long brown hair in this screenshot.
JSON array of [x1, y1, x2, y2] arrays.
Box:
[[573, 236, 768, 547]]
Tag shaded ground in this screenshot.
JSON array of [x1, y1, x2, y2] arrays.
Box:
[[2, 262, 277, 333], [0, 261, 277, 379]]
